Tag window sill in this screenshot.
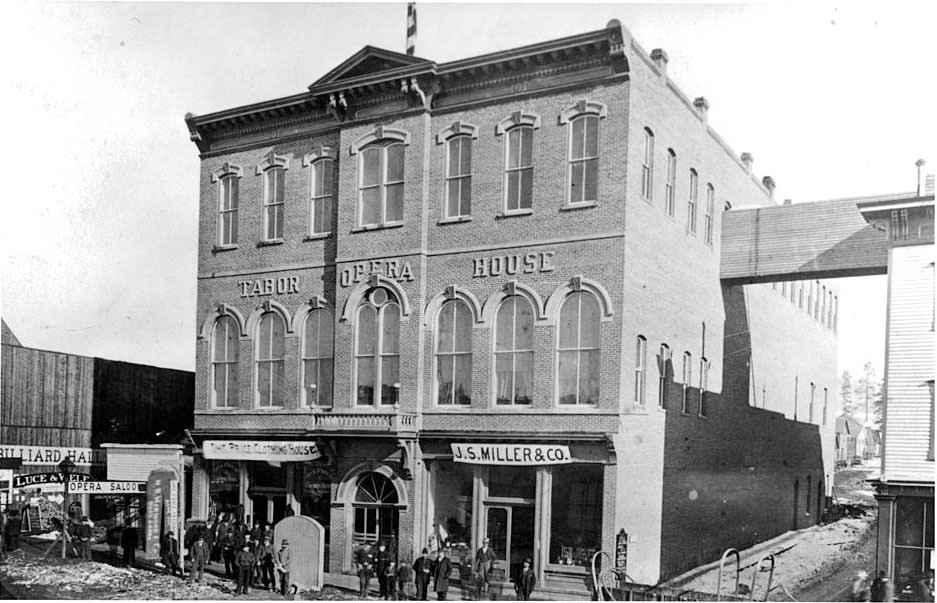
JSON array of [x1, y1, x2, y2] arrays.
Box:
[[257, 239, 284, 247], [213, 244, 239, 253], [303, 233, 332, 241], [560, 201, 598, 212], [496, 209, 533, 219], [438, 215, 472, 225], [351, 222, 404, 233]]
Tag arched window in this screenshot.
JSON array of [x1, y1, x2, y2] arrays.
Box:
[[641, 128, 654, 201], [634, 336, 647, 405], [504, 125, 534, 212], [436, 300, 472, 405], [262, 166, 286, 241], [569, 115, 600, 205], [255, 312, 286, 407], [211, 315, 240, 408], [353, 472, 400, 546], [309, 158, 335, 236], [657, 344, 671, 408], [302, 307, 334, 408], [687, 169, 698, 234], [359, 143, 405, 227], [557, 292, 600, 405], [355, 287, 400, 405], [665, 149, 676, 217], [445, 135, 473, 218], [704, 183, 715, 244], [495, 296, 534, 405], [218, 174, 239, 246]]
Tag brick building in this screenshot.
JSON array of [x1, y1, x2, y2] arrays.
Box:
[[184, 20, 837, 594]]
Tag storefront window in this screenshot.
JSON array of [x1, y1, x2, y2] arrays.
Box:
[[549, 465, 602, 567], [894, 497, 934, 592], [301, 464, 332, 572], [209, 461, 240, 517], [431, 462, 473, 564], [488, 466, 535, 499]]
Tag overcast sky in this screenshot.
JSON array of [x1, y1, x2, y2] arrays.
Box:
[[1, 2, 933, 377]]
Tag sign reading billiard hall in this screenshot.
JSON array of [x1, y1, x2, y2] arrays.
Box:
[[451, 443, 572, 465]]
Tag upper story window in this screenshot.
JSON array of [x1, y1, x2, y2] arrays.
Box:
[[263, 169, 286, 241], [634, 336, 647, 405], [699, 357, 710, 417], [809, 382, 816, 422], [681, 351, 692, 413], [303, 150, 335, 237], [355, 287, 400, 406], [495, 296, 534, 405], [807, 281, 814, 317], [212, 163, 242, 247], [557, 292, 601, 405], [687, 169, 698, 234], [446, 135, 473, 218], [890, 209, 910, 241], [665, 150, 676, 217], [351, 127, 410, 229], [641, 128, 654, 201], [302, 306, 334, 408], [704, 183, 715, 244], [823, 387, 829, 425], [211, 315, 240, 408], [436, 299, 473, 405], [657, 344, 671, 408], [497, 112, 540, 214], [255, 312, 286, 407], [560, 101, 606, 208]]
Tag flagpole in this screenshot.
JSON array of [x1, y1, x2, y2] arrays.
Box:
[[406, 3, 417, 56]]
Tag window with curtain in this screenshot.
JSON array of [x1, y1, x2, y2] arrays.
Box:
[[256, 312, 286, 407], [359, 143, 405, 227], [263, 166, 286, 241], [568, 115, 599, 205], [212, 315, 240, 408], [495, 296, 534, 405], [355, 288, 400, 405], [310, 159, 334, 236], [557, 292, 601, 405], [504, 126, 534, 212], [302, 307, 334, 407], [445, 135, 472, 218], [436, 299, 472, 405]]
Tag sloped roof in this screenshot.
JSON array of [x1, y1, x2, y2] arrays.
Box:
[[310, 45, 433, 90], [1, 318, 21, 346]]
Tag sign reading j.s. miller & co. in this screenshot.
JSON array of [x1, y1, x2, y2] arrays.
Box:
[[451, 443, 572, 465]]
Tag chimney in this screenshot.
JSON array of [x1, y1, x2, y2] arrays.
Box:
[[740, 152, 754, 173], [693, 97, 709, 122], [762, 176, 776, 201], [925, 174, 935, 196], [915, 158, 927, 195], [650, 48, 669, 75], [783, 198, 793, 206]]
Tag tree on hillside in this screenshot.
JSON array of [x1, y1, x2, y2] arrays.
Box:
[[840, 370, 856, 414], [856, 362, 883, 427]]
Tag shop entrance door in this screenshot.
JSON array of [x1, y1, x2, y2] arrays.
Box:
[[251, 492, 288, 525], [485, 504, 535, 583]]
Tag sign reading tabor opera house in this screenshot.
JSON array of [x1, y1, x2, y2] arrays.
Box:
[[451, 443, 573, 465], [203, 440, 322, 462]]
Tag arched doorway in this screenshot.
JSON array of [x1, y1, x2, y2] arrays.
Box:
[[352, 472, 400, 549]]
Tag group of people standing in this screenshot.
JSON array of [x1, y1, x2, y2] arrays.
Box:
[[354, 537, 536, 601], [194, 518, 293, 596]]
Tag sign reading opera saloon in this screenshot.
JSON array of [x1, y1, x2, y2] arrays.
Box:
[[451, 443, 573, 465]]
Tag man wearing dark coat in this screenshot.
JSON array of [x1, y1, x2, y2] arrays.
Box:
[[221, 527, 237, 578], [189, 534, 210, 583], [161, 531, 180, 576], [235, 544, 256, 595], [120, 521, 138, 566], [474, 537, 497, 599], [356, 542, 376, 598], [431, 548, 452, 600], [412, 548, 432, 601], [376, 541, 393, 599], [514, 558, 536, 601]]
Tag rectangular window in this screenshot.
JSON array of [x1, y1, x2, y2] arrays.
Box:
[[218, 175, 239, 246], [704, 184, 715, 244], [687, 170, 698, 234], [807, 282, 814, 317], [359, 144, 405, 227], [505, 126, 534, 212], [657, 345, 671, 408], [798, 281, 804, 309], [809, 383, 815, 423], [445, 136, 473, 218], [641, 128, 654, 201], [665, 150, 676, 217], [822, 387, 828, 425], [634, 337, 647, 405], [569, 116, 599, 205], [681, 352, 692, 413], [310, 159, 334, 236], [821, 286, 827, 326], [263, 167, 285, 241], [699, 357, 709, 417]]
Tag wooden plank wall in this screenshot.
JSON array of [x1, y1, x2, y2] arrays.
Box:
[[1, 344, 94, 448]]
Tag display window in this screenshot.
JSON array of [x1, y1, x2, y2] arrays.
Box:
[[893, 496, 934, 593], [430, 462, 473, 564], [208, 461, 239, 517], [548, 464, 602, 568]]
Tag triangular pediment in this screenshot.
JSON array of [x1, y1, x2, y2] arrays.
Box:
[[311, 46, 432, 89]]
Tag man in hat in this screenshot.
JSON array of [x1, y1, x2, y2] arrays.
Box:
[[356, 541, 376, 598], [258, 534, 277, 591], [413, 548, 432, 601], [275, 538, 292, 597], [189, 533, 210, 583], [376, 541, 393, 599], [431, 548, 452, 600], [235, 543, 256, 595], [161, 530, 180, 576], [514, 558, 536, 601], [474, 537, 496, 599]]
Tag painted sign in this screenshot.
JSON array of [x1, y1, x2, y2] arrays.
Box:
[[145, 468, 179, 560], [339, 259, 414, 287], [13, 472, 93, 489], [67, 481, 146, 494], [238, 276, 300, 298], [204, 440, 322, 462], [0, 446, 104, 466], [471, 251, 555, 278], [451, 443, 572, 465], [274, 515, 326, 592]]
